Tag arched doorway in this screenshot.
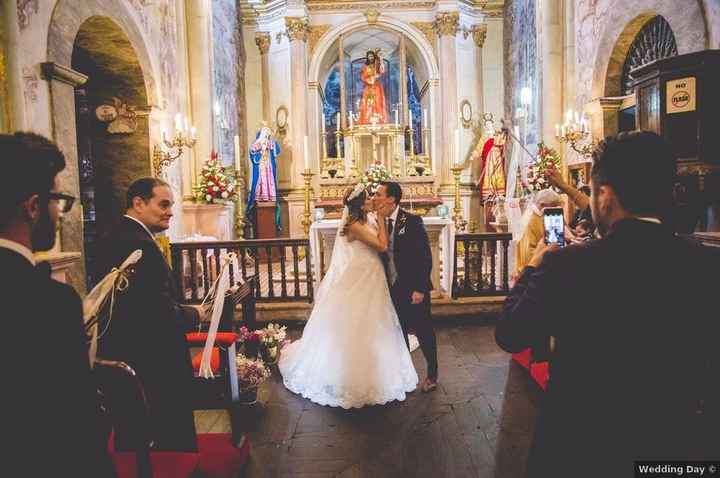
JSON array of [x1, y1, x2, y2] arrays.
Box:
[[71, 16, 150, 288]]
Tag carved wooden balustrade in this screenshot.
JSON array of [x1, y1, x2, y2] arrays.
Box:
[[452, 233, 512, 298]]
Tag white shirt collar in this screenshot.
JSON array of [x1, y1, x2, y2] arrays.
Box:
[[0, 238, 35, 265], [388, 205, 400, 223], [124, 214, 155, 239]]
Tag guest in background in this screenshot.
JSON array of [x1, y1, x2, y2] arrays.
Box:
[[496, 131, 718, 477], [96, 177, 206, 452], [0, 132, 114, 476], [513, 189, 562, 279], [571, 218, 595, 243]]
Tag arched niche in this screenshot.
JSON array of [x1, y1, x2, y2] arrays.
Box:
[[45, 0, 158, 293], [589, 0, 708, 138]]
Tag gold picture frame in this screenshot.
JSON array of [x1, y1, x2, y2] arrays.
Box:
[[567, 162, 592, 189], [276, 105, 288, 136], [460, 100, 473, 129]]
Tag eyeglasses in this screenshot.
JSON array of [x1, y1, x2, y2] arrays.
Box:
[[48, 192, 76, 213]]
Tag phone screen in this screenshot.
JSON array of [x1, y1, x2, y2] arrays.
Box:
[[543, 207, 565, 246]]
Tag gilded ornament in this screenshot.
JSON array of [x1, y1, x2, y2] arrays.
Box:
[[411, 21, 437, 50], [470, 24, 487, 47], [284, 17, 310, 42], [308, 25, 331, 54], [433, 12, 460, 37], [363, 9, 381, 24], [255, 32, 271, 54]]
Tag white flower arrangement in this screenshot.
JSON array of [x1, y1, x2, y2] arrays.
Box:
[[359, 162, 392, 195], [235, 353, 271, 389]]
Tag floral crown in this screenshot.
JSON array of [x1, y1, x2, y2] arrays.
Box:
[[346, 182, 366, 203]]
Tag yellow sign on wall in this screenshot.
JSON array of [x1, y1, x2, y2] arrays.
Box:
[[666, 77, 696, 114]]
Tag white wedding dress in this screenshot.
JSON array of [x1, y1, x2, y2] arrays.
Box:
[[279, 220, 418, 408]]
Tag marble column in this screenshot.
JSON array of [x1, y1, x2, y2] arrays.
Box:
[[539, 0, 563, 152], [471, 24, 488, 117], [2, 0, 24, 130], [40, 62, 88, 295], [186, 1, 215, 181], [286, 16, 310, 191], [435, 12, 460, 186], [255, 32, 271, 122]]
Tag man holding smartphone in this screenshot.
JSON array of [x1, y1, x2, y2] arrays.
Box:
[[496, 131, 718, 477]]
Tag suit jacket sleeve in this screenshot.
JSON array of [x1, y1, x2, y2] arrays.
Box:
[[495, 252, 560, 353], [408, 214, 433, 294]]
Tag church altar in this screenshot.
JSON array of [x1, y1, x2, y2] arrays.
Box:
[[310, 216, 453, 298]]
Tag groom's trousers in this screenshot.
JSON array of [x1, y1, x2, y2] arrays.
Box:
[[390, 283, 438, 379]]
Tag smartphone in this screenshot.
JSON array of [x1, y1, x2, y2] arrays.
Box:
[[543, 207, 565, 246]]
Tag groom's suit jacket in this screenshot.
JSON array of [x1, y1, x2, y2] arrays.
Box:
[[384, 208, 433, 295]]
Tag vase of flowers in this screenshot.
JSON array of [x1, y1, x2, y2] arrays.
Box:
[[359, 162, 392, 196], [193, 151, 237, 204], [235, 353, 271, 404], [238, 326, 262, 358], [257, 323, 288, 366], [527, 142, 561, 192]]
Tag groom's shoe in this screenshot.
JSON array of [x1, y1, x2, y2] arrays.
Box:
[[421, 377, 438, 393]]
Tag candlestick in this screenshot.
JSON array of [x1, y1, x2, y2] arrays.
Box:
[[301, 169, 314, 237], [303, 135, 310, 170], [233, 134, 246, 238], [234, 135, 241, 172], [336, 112, 340, 130]]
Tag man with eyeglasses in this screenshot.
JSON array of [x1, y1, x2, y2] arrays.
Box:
[[0, 132, 115, 476]]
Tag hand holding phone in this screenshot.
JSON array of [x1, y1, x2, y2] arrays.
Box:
[[543, 207, 565, 247]]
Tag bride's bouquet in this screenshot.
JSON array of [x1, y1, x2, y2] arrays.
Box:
[[526, 142, 561, 192]]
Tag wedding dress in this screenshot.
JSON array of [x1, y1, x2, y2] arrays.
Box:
[[279, 219, 418, 408]]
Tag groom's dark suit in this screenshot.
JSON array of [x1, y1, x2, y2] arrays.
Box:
[[382, 208, 438, 379]]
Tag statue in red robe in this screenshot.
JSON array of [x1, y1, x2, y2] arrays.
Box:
[[358, 50, 388, 125]]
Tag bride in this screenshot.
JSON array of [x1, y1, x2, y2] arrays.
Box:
[[279, 183, 418, 408]]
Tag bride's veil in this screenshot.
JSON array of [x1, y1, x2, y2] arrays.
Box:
[[314, 206, 353, 303]]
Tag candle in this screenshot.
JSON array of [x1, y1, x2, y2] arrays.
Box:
[[423, 109, 428, 129], [184, 116, 189, 133], [555, 124, 560, 138], [303, 135, 310, 170], [409, 110, 413, 127], [455, 129, 461, 166], [321, 114, 326, 133], [234, 135, 241, 172], [336, 112, 340, 129], [561, 125, 566, 137], [394, 109, 399, 126], [566, 110, 573, 123], [214, 100, 221, 116], [349, 111, 354, 128], [190, 126, 197, 140], [175, 113, 182, 132]]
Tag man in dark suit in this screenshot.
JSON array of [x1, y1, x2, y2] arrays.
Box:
[[1, 132, 114, 476], [376, 181, 438, 392], [97, 177, 205, 451], [496, 131, 718, 478]]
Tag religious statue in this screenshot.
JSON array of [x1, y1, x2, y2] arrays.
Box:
[[358, 49, 388, 125], [472, 114, 508, 202], [246, 125, 281, 231]]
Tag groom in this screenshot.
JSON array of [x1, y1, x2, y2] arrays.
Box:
[[376, 181, 439, 392]]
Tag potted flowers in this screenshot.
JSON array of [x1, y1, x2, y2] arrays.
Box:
[[238, 325, 262, 358], [258, 323, 288, 365], [359, 162, 392, 196], [235, 353, 271, 404]]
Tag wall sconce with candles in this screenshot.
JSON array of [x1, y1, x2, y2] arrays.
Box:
[[555, 110, 594, 158], [153, 113, 197, 176]]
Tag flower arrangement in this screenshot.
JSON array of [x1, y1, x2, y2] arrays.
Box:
[[193, 151, 236, 204], [526, 142, 561, 192], [359, 162, 392, 195], [257, 323, 288, 363], [235, 353, 271, 389], [238, 325, 261, 343]]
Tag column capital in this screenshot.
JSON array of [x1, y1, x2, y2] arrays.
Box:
[[433, 11, 459, 37], [284, 16, 310, 42], [254, 32, 271, 54], [470, 24, 487, 48], [40, 62, 87, 87]]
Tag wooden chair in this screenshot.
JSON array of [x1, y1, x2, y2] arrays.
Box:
[[95, 359, 250, 478], [186, 276, 257, 442]]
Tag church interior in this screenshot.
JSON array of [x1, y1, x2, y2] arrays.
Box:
[[1, 0, 718, 476]]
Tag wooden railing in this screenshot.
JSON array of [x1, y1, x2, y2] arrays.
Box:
[[452, 233, 512, 298], [170, 239, 314, 304]]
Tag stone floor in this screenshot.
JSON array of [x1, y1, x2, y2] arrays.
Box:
[[195, 320, 541, 478]]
